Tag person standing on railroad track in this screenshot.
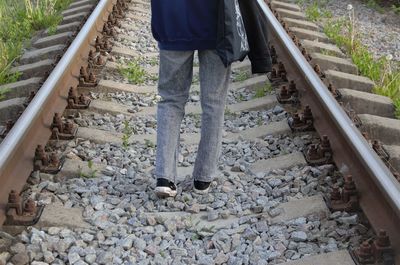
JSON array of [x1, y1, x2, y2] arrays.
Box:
[[150, 0, 271, 198]]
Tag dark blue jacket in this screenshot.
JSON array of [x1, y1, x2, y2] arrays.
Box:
[[151, 0, 219, 50]]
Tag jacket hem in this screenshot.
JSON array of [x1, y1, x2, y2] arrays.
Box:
[[250, 58, 273, 74], [158, 40, 217, 51]]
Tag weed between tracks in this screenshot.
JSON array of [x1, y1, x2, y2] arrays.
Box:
[[0, 0, 72, 87], [300, 0, 400, 117], [118, 57, 158, 85]]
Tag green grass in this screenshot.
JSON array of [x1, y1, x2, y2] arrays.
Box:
[[364, 0, 385, 12], [253, 83, 273, 99], [119, 59, 147, 85], [0, 0, 72, 86], [78, 160, 98, 178], [122, 120, 134, 149], [321, 12, 400, 117], [233, 71, 251, 82], [392, 4, 400, 14], [305, 2, 332, 21], [0, 88, 11, 100], [299, 0, 331, 22]]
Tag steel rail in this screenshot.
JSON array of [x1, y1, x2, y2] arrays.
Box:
[[0, 0, 116, 225], [257, 0, 400, 260]]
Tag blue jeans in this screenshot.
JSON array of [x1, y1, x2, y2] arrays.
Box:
[[155, 50, 232, 183]]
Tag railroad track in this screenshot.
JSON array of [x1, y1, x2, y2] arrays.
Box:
[[0, 0, 399, 264]]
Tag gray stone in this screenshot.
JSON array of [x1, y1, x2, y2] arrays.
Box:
[[187, 203, 201, 213], [68, 252, 81, 264], [134, 238, 147, 251], [215, 252, 229, 264], [207, 210, 219, 221], [43, 250, 55, 263], [242, 227, 258, 241], [0, 252, 10, 265], [338, 214, 358, 225], [119, 235, 134, 250], [11, 252, 29, 265], [96, 251, 114, 264], [291, 231, 308, 242], [10, 243, 26, 254], [144, 245, 158, 256], [85, 254, 96, 264]]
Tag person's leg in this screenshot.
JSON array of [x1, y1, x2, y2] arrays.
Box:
[[155, 50, 194, 196], [193, 50, 231, 189]]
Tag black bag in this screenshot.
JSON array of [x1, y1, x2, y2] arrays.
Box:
[[216, 0, 250, 67]]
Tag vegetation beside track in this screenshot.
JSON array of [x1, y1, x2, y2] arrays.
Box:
[[297, 0, 400, 117], [0, 0, 72, 87]]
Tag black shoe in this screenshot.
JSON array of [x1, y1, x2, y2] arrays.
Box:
[[155, 178, 177, 197], [194, 180, 211, 194]]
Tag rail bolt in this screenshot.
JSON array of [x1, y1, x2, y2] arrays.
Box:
[[96, 56, 104, 66], [355, 241, 375, 264], [394, 172, 400, 182], [271, 68, 277, 79], [277, 62, 286, 76], [6, 190, 24, 219], [371, 230, 395, 264], [52, 113, 63, 132], [330, 187, 341, 201], [80, 67, 89, 82], [23, 199, 37, 215], [88, 50, 94, 62], [8, 190, 20, 204], [270, 45, 277, 57], [307, 145, 320, 160], [288, 80, 298, 95], [372, 140, 390, 161], [292, 114, 302, 126], [89, 72, 97, 83], [320, 135, 332, 153], [303, 106, 313, 123]]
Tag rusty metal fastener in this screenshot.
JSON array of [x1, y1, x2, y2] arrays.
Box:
[[34, 146, 63, 174], [327, 83, 342, 100], [289, 105, 314, 132], [23, 91, 36, 107], [277, 62, 286, 76], [303, 106, 313, 123], [88, 50, 94, 62], [5, 190, 45, 226], [1, 119, 15, 138], [372, 230, 395, 263], [277, 85, 290, 102], [329, 175, 359, 212], [51, 113, 78, 140], [270, 45, 277, 57], [280, 72, 288, 82], [372, 140, 390, 161], [354, 241, 375, 264], [292, 35, 299, 46], [288, 80, 298, 96], [24, 199, 37, 214], [80, 66, 89, 82], [79, 67, 97, 88], [270, 68, 278, 79], [108, 13, 116, 25], [305, 135, 333, 165], [7, 190, 22, 215], [394, 172, 400, 182], [66, 87, 91, 109]]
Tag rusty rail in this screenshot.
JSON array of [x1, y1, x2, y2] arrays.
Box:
[[257, 0, 400, 262], [0, 0, 117, 226]]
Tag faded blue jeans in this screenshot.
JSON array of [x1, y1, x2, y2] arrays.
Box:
[[155, 50, 231, 183]]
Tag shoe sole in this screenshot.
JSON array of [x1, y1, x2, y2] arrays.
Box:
[[193, 187, 210, 194], [155, 187, 177, 198]]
